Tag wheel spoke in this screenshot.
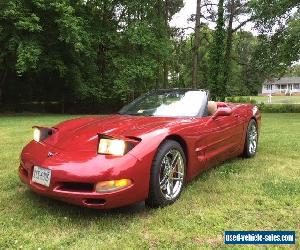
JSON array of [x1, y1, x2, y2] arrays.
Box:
[[161, 180, 168, 191], [164, 157, 171, 170], [160, 175, 168, 190], [170, 151, 179, 169], [167, 180, 174, 198], [249, 143, 253, 152]]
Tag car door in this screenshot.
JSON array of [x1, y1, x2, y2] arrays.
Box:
[[202, 111, 244, 167]]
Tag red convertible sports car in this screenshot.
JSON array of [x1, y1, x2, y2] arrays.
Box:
[[19, 89, 261, 209]]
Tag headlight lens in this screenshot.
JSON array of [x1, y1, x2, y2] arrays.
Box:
[[33, 128, 41, 142], [95, 179, 132, 193], [98, 138, 126, 156]]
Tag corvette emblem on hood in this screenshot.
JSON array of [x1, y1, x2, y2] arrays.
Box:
[[47, 152, 56, 157]]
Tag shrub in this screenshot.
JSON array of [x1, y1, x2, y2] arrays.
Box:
[[226, 96, 257, 104], [258, 103, 300, 113], [226, 97, 300, 113]]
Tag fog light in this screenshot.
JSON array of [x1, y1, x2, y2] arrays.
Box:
[[95, 179, 132, 193]]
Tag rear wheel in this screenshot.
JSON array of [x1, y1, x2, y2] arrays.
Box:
[[145, 140, 186, 208], [243, 119, 258, 158]]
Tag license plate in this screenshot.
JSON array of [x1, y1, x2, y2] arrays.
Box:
[[32, 166, 51, 187]]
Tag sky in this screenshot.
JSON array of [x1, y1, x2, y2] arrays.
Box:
[[170, 0, 256, 35], [170, 0, 197, 32]]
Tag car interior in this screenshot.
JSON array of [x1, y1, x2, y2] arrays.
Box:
[[207, 101, 217, 116]]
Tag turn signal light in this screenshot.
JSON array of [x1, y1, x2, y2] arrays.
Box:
[[95, 179, 132, 193]]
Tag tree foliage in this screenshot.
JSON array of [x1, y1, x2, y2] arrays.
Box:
[[0, 0, 183, 107], [0, 0, 299, 111], [208, 0, 226, 100]]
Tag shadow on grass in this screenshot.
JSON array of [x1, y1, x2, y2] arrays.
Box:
[[18, 155, 256, 223], [23, 189, 149, 219], [190, 155, 252, 184]]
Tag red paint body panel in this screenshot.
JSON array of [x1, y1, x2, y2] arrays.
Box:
[[19, 102, 261, 208]]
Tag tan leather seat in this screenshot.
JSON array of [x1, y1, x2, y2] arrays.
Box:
[[207, 101, 217, 116]]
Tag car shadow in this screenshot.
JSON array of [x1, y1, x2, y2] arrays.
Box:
[[24, 189, 148, 219], [188, 155, 250, 184], [20, 155, 252, 221]]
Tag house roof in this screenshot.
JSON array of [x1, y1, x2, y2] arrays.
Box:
[[264, 77, 300, 85]]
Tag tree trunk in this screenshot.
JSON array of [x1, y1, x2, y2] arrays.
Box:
[[155, 66, 160, 89], [223, 0, 235, 95], [192, 0, 201, 88], [163, 63, 168, 88], [208, 0, 225, 100], [0, 69, 8, 105], [163, 0, 169, 89]]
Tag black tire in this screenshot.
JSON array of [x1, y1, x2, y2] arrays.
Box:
[[145, 140, 186, 208], [243, 119, 258, 158]]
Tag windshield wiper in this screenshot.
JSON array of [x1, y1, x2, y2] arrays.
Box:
[[119, 113, 153, 116]]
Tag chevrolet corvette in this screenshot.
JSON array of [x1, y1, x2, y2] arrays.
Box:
[[19, 89, 261, 209]]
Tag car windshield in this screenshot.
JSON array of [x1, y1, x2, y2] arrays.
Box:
[[118, 89, 208, 117]]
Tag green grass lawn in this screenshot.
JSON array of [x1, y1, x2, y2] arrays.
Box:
[[244, 96, 300, 104], [0, 114, 299, 249]]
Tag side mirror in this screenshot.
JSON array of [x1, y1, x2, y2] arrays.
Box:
[[212, 107, 232, 119]]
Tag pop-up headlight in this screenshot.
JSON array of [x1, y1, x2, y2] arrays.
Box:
[[97, 135, 140, 156], [33, 127, 54, 142], [98, 138, 126, 156]]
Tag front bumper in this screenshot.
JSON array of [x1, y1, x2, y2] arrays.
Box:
[[19, 142, 150, 209]]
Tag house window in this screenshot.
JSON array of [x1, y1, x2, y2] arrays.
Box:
[[266, 84, 273, 90], [294, 84, 300, 89]]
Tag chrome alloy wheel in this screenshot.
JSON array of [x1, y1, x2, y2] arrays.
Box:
[[248, 123, 258, 154], [159, 149, 185, 200]]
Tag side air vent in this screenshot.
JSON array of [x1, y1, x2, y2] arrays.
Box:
[[57, 182, 94, 192], [83, 198, 106, 206]]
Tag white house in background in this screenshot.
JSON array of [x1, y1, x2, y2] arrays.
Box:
[[261, 77, 300, 96]]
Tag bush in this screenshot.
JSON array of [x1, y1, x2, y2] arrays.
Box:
[[226, 97, 300, 113], [226, 96, 257, 104], [0, 100, 123, 114], [258, 103, 300, 113]]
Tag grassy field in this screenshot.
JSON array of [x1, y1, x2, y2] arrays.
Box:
[[243, 96, 300, 104], [0, 114, 299, 249]]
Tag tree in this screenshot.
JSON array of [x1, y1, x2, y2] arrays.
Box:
[[0, 0, 97, 108], [286, 65, 300, 77], [169, 24, 213, 88], [207, 0, 299, 98], [192, 0, 202, 88], [223, 0, 253, 96], [0, 0, 184, 109], [252, 1, 300, 77], [208, 0, 226, 100]]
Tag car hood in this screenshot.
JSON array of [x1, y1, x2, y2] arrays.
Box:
[[43, 115, 184, 152]]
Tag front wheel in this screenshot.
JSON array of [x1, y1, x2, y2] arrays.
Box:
[[243, 119, 258, 158], [145, 140, 186, 208]]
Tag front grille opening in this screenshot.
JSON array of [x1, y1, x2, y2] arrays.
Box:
[[58, 182, 94, 192], [84, 198, 106, 205]]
